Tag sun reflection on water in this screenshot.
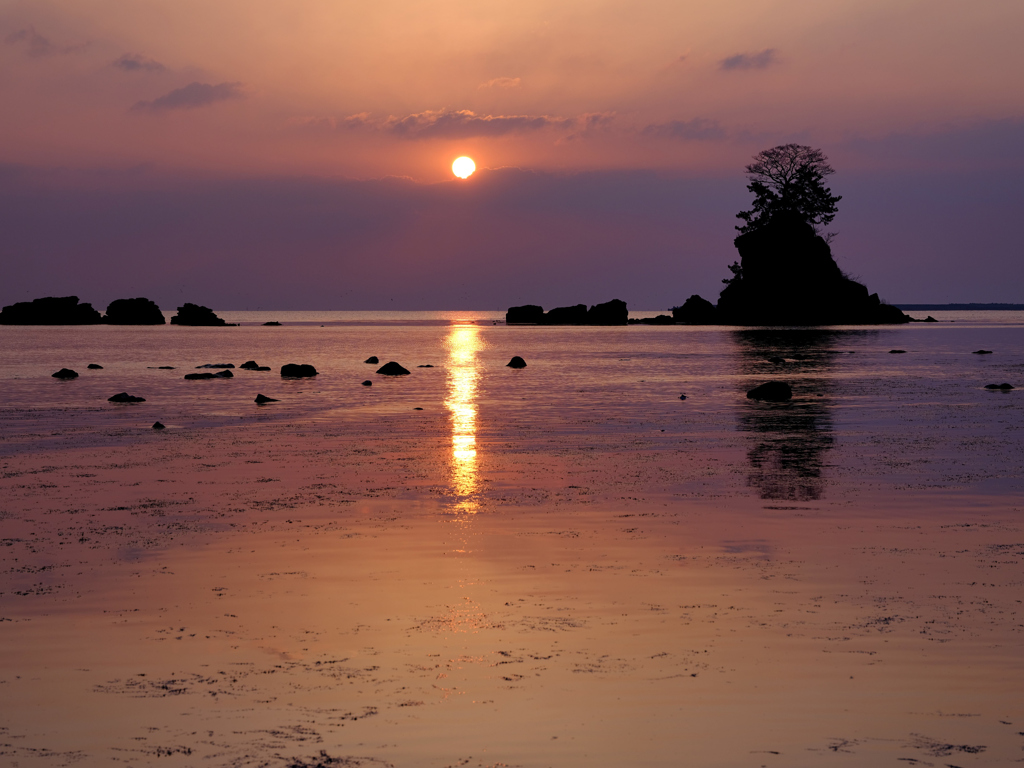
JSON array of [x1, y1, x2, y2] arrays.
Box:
[[444, 324, 483, 514]]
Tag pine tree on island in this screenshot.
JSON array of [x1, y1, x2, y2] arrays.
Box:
[[674, 144, 909, 325]]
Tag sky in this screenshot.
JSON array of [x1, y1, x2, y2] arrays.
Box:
[[1, 0, 1022, 309]]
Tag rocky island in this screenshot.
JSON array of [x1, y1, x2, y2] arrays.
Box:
[[506, 298, 627, 325]]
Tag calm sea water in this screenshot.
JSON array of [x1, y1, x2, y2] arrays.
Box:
[[1, 310, 1022, 502]]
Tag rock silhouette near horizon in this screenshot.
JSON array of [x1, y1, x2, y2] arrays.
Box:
[[0, 296, 103, 325], [506, 299, 628, 325], [104, 297, 165, 325], [170, 303, 231, 326]]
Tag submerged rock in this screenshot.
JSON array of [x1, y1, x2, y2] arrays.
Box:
[[973, 350, 994, 355], [746, 381, 793, 401], [108, 392, 145, 403], [196, 363, 235, 368], [506, 356, 527, 369], [364, 356, 379, 364], [0, 296, 103, 325], [889, 349, 907, 354], [103, 297, 165, 325], [376, 361, 410, 376], [87, 363, 103, 369], [263, 321, 281, 326], [184, 370, 233, 380], [52, 368, 78, 379], [281, 363, 318, 377], [152, 421, 166, 429], [239, 361, 261, 369], [984, 383, 1015, 390], [361, 380, 372, 386], [170, 303, 231, 326], [254, 393, 279, 403]]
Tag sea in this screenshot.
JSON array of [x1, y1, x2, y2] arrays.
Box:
[[0, 310, 1022, 767]]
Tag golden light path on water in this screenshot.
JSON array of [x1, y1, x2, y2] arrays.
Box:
[[443, 323, 483, 514]]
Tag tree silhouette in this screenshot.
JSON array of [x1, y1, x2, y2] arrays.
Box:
[[736, 144, 842, 235]]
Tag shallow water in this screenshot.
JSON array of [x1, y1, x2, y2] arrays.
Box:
[[1, 312, 1022, 766]]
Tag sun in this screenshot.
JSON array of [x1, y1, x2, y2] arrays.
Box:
[[452, 156, 476, 179]]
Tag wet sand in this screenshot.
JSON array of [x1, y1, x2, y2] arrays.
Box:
[[2, 417, 1022, 767]]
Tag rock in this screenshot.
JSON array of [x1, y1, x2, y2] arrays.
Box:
[[672, 295, 718, 325], [52, 368, 78, 379], [87, 363, 103, 369], [254, 394, 279, 403], [364, 356, 379, 364], [746, 381, 793, 401], [281, 363, 318, 377], [169, 303, 231, 326], [711, 213, 910, 325], [505, 305, 545, 324], [184, 370, 232, 380], [196, 363, 235, 368], [108, 392, 145, 402], [630, 314, 675, 325], [679, 394, 687, 400], [376, 361, 410, 376], [984, 383, 1014, 390], [103, 297, 165, 325], [361, 380, 372, 386], [543, 304, 588, 325], [152, 421, 166, 429], [413, 407, 424, 410], [924, 316, 938, 322], [417, 364, 434, 368], [0, 296, 102, 325], [239, 361, 261, 369], [158, 366, 175, 369], [256, 366, 271, 371], [973, 350, 994, 354], [263, 321, 281, 326], [889, 349, 907, 354], [506, 356, 527, 369], [586, 299, 628, 325]]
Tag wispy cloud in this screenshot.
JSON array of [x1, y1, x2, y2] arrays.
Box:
[[642, 118, 726, 141], [132, 82, 244, 112], [5, 25, 84, 56], [479, 77, 521, 89], [720, 49, 777, 71], [113, 53, 165, 72]]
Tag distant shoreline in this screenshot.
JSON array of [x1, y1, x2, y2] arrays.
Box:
[[896, 303, 1024, 311]]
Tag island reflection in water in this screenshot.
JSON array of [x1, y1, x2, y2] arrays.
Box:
[[733, 329, 871, 502], [444, 323, 483, 513]]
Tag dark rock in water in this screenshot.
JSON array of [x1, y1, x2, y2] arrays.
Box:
[[506, 356, 527, 369], [196, 363, 235, 368], [361, 380, 372, 386], [239, 360, 261, 369], [506, 305, 545, 324], [768, 356, 786, 364], [0, 296, 102, 325], [255, 366, 271, 371], [364, 356, 379, 364], [586, 299, 628, 325], [679, 394, 687, 400], [924, 316, 938, 322], [103, 297, 165, 325], [543, 304, 588, 325], [413, 407, 424, 410], [52, 368, 78, 379], [170, 303, 231, 326], [984, 383, 1014, 390], [87, 363, 103, 369], [973, 350, 993, 355], [376, 361, 410, 376], [889, 349, 907, 354], [746, 381, 793, 401], [158, 366, 175, 369], [630, 314, 676, 325], [263, 321, 281, 326], [185, 370, 233, 380], [672, 295, 718, 325], [711, 213, 910, 325], [417, 364, 434, 368], [152, 421, 166, 429], [109, 392, 145, 402], [254, 393, 279, 403], [281, 363, 318, 377]]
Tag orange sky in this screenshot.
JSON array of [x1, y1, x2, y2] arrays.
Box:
[[3, 0, 1022, 181]]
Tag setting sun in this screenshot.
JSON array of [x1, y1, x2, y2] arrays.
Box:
[[452, 156, 476, 179]]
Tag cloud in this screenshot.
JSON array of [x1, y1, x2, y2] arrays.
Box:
[[5, 25, 57, 56], [479, 77, 521, 89], [720, 49, 777, 71], [642, 118, 726, 141], [113, 53, 165, 72], [321, 108, 593, 140], [132, 81, 244, 112]]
